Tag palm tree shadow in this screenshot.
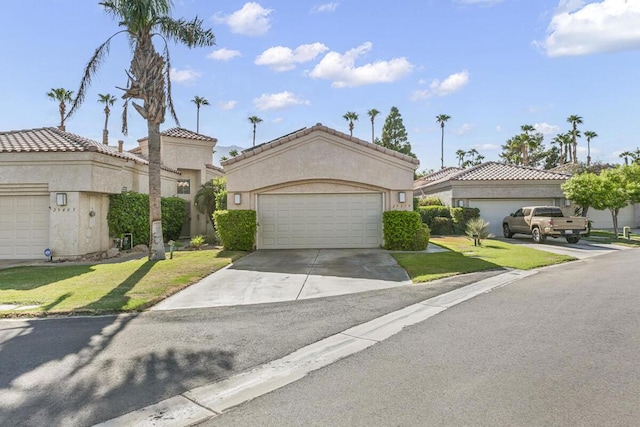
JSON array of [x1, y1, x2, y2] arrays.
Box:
[[82, 260, 157, 312]]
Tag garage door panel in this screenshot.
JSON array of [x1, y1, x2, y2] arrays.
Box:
[[0, 195, 49, 259], [258, 193, 382, 249]]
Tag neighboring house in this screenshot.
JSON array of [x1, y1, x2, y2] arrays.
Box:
[[223, 123, 419, 249], [414, 162, 640, 235], [133, 128, 223, 237], [0, 127, 221, 260]]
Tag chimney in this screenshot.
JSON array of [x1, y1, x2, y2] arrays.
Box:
[[118, 140, 123, 153]]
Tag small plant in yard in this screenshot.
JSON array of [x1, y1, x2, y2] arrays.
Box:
[[465, 217, 494, 246], [190, 235, 205, 250]]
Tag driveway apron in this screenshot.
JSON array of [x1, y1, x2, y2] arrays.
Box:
[[152, 249, 411, 310]]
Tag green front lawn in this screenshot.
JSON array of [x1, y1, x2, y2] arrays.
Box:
[[0, 250, 245, 317], [393, 236, 575, 283], [585, 229, 640, 246]]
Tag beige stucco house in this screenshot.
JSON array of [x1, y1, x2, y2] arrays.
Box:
[[414, 162, 640, 235], [222, 123, 419, 249], [0, 127, 222, 260]]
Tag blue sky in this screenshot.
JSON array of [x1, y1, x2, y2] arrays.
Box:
[[1, 0, 639, 171]]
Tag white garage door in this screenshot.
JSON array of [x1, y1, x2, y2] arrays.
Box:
[[0, 195, 49, 259], [587, 206, 636, 229], [469, 199, 555, 236], [258, 193, 382, 249]]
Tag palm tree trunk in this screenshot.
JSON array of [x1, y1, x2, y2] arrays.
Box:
[[59, 101, 66, 131], [103, 106, 110, 144], [371, 119, 375, 143], [196, 106, 200, 133], [148, 120, 166, 260], [440, 126, 445, 169], [252, 124, 256, 147]]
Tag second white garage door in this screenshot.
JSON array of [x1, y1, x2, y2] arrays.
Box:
[[469, 199, 555, 236], [258, 193, 382, 249]]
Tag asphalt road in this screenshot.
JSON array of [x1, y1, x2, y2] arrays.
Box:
[[202, 248, 640, 427], [0, 270, 501, 426]]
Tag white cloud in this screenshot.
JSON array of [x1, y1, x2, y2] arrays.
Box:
[[312, 2, 339, 13], [169, 67, 202, 84], [537, 0, 640, 57], [213, 2, 273, 36], [534, 122, 561, 135], [496, 125, 504, 132], [217, 100, 237, 110], [253, 91, 311, 110], [473, 143, 500, 150], [308, 42, 413, 88], [411, 70, 470, 100], [207, 48, 242, 61], [272, 117, 285, 123], [255, 43, 329, 71], [453, 123, 474, 135]]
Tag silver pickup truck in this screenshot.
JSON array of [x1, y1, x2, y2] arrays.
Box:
[[502, 206, 588, 244]]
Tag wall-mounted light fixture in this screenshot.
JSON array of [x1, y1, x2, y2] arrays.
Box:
[[398, 192, 406, 203], [234, 193, 242, 205], [458, 200, 465, 207], [56, 193, 67, 206]]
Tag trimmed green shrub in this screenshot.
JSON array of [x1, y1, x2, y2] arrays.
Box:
[[430, 216, 453, 235], [408, 224, 431, 251], [383, 210, 424, 250], [418, 196, 444, 206], [418, 205, 451, 226], [413, 196, 420, 212], [214, 210, 256, 251], [107, 192, 186, 246], [450, 207, 481, 234], [215, 188, 227, 211]]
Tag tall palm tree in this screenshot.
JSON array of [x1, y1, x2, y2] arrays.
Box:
[[343, 111, 358, 137], [191, 95, 209, 133], [98, 93, 117, 144], [66, 0, 215, 260], [583, 130, 598, 167], [248, 115, 263, 147], [367, 108, 380, 143], [47, 88, 74, 131], [619, 151, 633, 165], [567, 115, 583, 164], [455, 149, 466, 167], [436, 114, 451, 169], [520, 124, 535, 166]]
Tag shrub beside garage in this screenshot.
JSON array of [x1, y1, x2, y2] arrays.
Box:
[[383, 211, 430, 251], [214, 210, 257, 251]]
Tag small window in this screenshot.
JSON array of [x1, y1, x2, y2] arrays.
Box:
[[177, 179, 190, 195], [514, 209, 524, 217], [523, 209, 532, 217]]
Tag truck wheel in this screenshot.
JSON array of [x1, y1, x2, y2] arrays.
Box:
[[503, 224, 513, 238], [566, 236, 580, 244], [532, 227, 546, 243]]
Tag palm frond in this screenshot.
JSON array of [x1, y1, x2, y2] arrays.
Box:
[[162, 41, 179, 127], [157, 16, 215, 47]]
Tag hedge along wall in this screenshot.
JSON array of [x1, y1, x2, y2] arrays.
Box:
[[382, 211, 430, 251], [418, 206, 479, 235], [214, 210, 257, 251], [107, 192, 186, 247]]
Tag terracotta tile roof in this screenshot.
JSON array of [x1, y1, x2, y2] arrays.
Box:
[[137, 127, 217, 142], [414, 162, 571, 190], [0, 127, 180, 173], [222, 123, 420, 167]]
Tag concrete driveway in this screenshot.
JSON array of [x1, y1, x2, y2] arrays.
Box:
[[495, 235, 631, 259], [152, 249, 411, 310]]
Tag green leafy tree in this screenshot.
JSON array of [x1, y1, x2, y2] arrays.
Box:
[[367, 108, 380, 143], [436, 114, 451, 169], [66, 0, 216, 260], [562, 172, 600, 217], [593, 167, 631, 236], [98, 93, 117, 144], [343, 111, 358, 137], [567, 114, 583, 164], [191, 95, 209, 133], [499, 129, 545, 167], [47, 88, 74, 131], [379, 106, 416, 157], [248, 115, 262, 147]]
